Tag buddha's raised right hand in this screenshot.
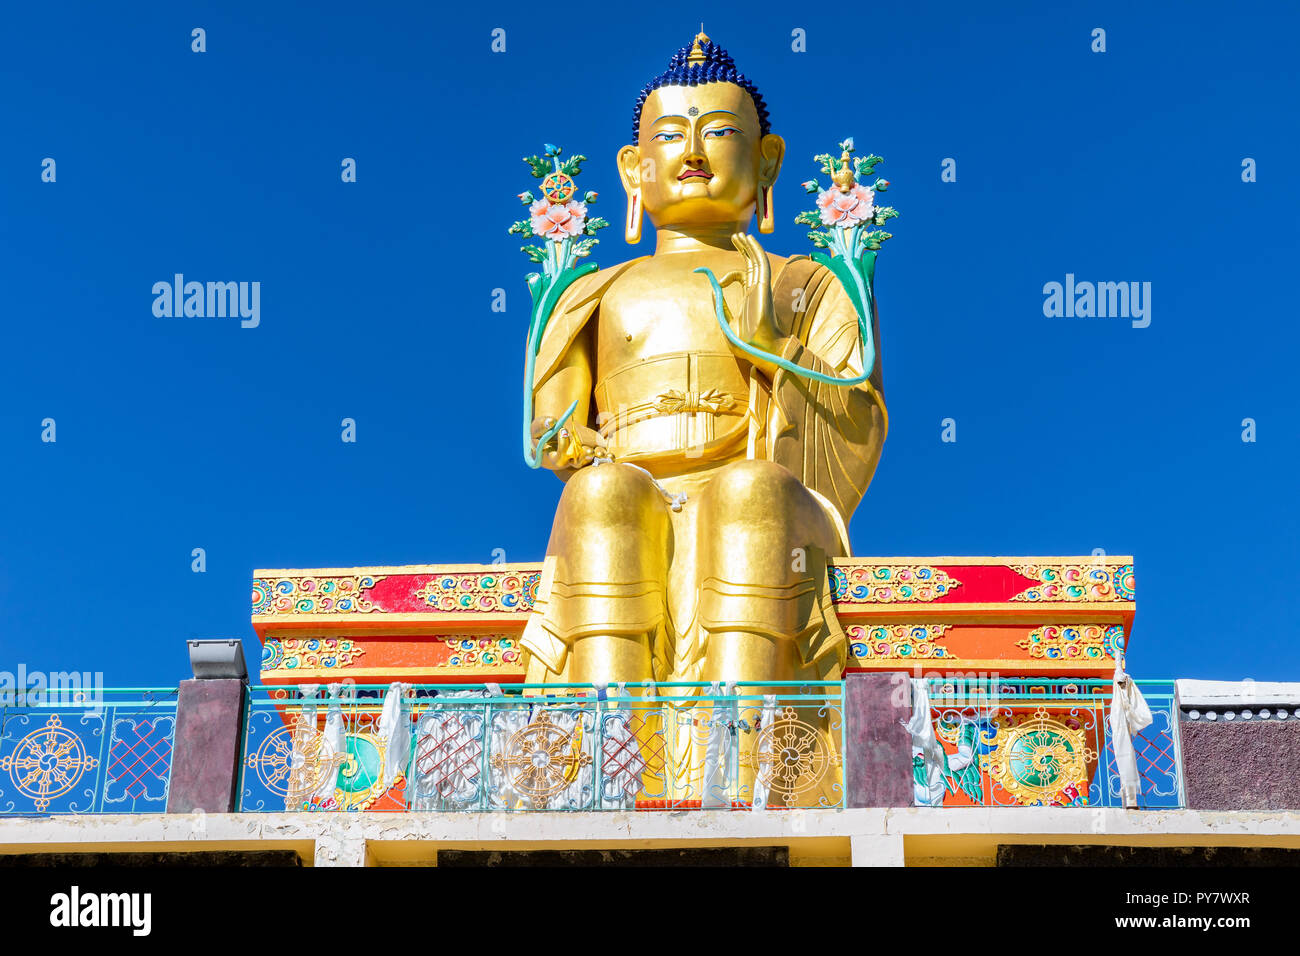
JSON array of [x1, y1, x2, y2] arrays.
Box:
[[531, 417, 609, 472]]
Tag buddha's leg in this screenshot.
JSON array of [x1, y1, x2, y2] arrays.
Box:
[[535, 463, 671, 686], [692, 460, 844, 807], [694, 460, 840, 686]]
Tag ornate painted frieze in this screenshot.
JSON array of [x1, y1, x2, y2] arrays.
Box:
[[434, 637, 523, 669], [830, 566, 961, 604], [416, 572, 540, 613], [261, 638, 365, 672], [1016, 624, 1124, 661], [251, 560, 1134, 623], [848, 623, 953, 660], [1009, 564, 1134, 603], [252, 576, 381, 615]]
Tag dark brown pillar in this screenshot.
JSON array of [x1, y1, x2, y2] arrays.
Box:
[[166, 640, 248, 813], [166, 678, 246, 813], [843, 672, 913, 807]]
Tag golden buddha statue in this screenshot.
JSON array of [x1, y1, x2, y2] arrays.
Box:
[[519, 32, 888, 693]]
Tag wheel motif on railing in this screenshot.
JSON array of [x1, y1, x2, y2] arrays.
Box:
[[989, 708, 1096, 805], [490, 709, 592, 803], [246, 711, 347, 805], [742, 707, 841, 807], [0, 715, 99, 812]]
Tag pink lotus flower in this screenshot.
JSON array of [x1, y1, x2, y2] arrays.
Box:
[[530, 198, 587, 241], [817, 184, 876, 228]]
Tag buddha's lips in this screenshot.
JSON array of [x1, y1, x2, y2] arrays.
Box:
[[678, 170, 713, 181]]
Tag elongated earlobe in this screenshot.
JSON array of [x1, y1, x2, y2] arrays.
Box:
[[757, 183, 775, 234], [625, 188, 643, 243], [755, 133, 785, 234]]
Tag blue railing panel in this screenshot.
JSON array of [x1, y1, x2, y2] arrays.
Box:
[[921, 678, 1183, 809], [0, 690, 178, 815]]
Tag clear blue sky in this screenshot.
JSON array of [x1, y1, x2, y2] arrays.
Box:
[[2, 1, 1296, 687]]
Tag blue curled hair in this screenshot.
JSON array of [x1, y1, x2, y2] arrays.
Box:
[[631, 38, 771, 143]]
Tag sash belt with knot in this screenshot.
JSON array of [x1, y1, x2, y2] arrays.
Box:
[[598, 389, 745, 439], [652, 389, 738, 415]]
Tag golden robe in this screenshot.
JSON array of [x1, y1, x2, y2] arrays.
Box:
[[521, 255, 888, 686]]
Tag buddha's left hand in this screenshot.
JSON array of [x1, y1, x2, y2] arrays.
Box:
[[716, 232, 787, 374]]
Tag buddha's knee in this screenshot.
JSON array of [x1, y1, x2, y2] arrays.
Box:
[[556, 462, 666, 527], [548, 463, 670, 569], [699, 461, 838, 579], [702, 460, 801, 515], [701, 460, 821, 534]]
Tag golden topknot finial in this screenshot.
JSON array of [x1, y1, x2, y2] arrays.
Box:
[[832, 150, 856, 193], [687, 26, 711, 64]]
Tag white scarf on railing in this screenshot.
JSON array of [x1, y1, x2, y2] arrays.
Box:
[[288, 684, 347, 808], [904, 678, 946, 807], [315, 683, 347, 805], [702, 681, 737, 808], [377, 681, 411, 793], [1109, 664, 1153, 808], [750, 694, 778, 812]]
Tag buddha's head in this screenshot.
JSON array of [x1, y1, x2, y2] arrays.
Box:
[[619, 32, 785, 242]]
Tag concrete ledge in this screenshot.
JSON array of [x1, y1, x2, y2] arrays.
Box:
[[2, 808, 1298, 866], [1177, 679, 1300, 708]]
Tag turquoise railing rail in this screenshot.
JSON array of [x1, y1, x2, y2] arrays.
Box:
[[237, 682, 846, 812], [0, 688, 178, 815]]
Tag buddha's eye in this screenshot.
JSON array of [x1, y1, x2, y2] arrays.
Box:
[[703, 126, 739, 139], [652, 131, 685, 143]]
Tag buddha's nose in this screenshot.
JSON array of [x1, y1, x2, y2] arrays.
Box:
[[685, 131, 707, 167]]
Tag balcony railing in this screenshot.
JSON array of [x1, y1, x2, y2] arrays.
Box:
[[0, 678, 1186, 815], [238, 682, 846, 812], [0, 689, 177, 815], [919, 678, 1183, 809]]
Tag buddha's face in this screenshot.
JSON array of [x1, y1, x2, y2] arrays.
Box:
[[619, 82, 783, 232]]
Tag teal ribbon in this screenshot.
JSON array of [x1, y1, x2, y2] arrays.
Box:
[[694, 245, 877, 387]]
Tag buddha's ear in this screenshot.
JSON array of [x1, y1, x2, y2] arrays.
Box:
[[758, 133, 785, 186], [617, 145, 644, 244], [617, 144, 642, 190]]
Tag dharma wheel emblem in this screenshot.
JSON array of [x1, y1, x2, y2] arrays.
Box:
[[989, 709, 1096, 804], [491, 709, 592, 803], [246, 711, 347, 805], [0, 715, 98, 811], [742, 707, 841, 807], [541, 171, 576, 203]]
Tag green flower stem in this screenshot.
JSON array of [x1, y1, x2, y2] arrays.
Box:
[[521, 239, 595, 468]]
